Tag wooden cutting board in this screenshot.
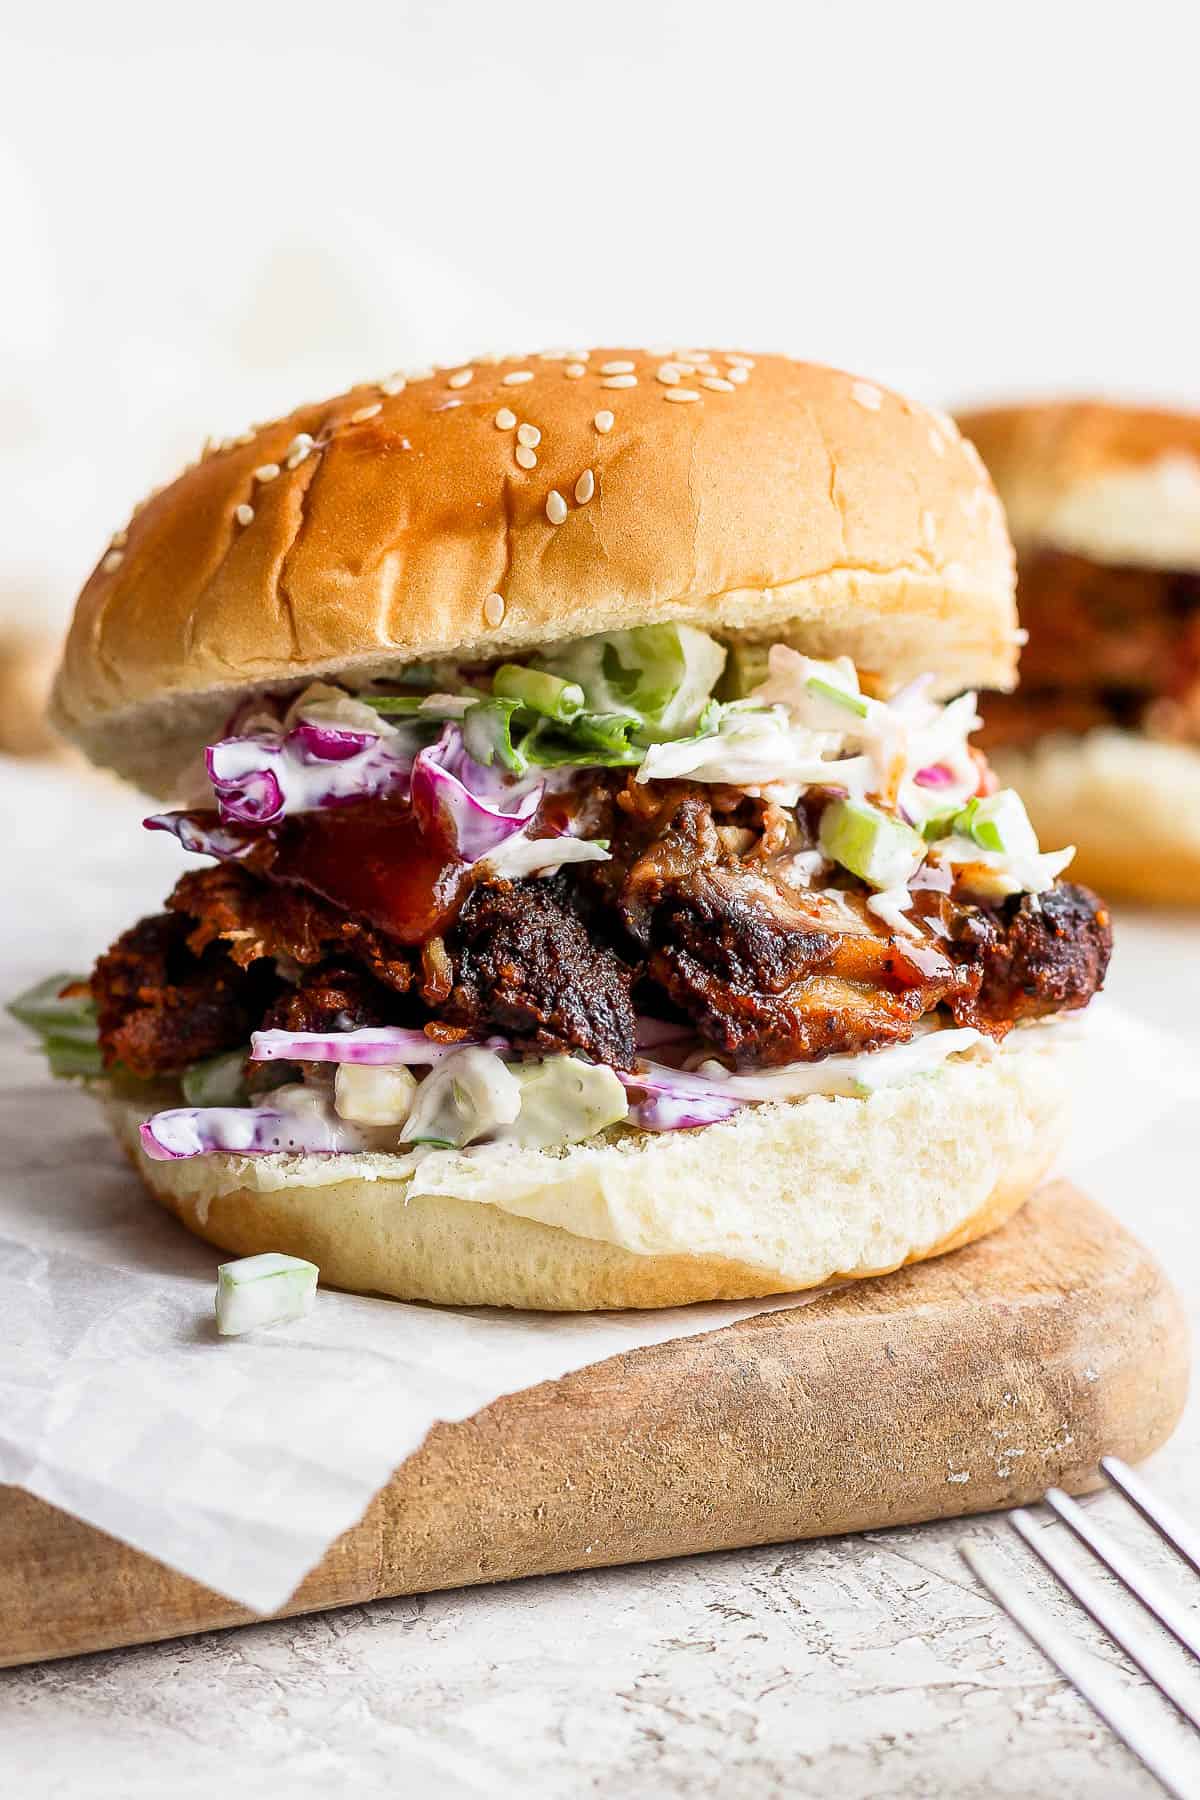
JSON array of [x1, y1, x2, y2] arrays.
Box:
[[1, 1182, 1187, 1668]]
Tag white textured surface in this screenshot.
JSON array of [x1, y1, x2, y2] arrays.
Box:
[[3, 762, 1200, 1795]]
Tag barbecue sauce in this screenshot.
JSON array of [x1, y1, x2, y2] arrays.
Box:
[[268, 799, 471, 943]]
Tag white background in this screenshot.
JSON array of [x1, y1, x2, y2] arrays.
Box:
[[2, 0, 1197, 632]]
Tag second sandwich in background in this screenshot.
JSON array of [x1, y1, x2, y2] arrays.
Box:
[[960, 401, 1200, 902]]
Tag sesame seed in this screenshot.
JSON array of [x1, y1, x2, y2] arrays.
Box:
[[929, 407, 960, 442], [403, 365, 435, 382], [101, 550, 124, 573], [235, 503, 255, 527], [726, 354, 755, 368], [928, 428, 945, 457], [254, 463, 281, 482], [475, 352, 506, 366], [962, 439, 987, 479], [1013, 626, 1030, 646], [515, 445, 537, 469], [599, 359, 635, 375], [539, 350, 569, 361], [566, 350, 591, 362], [601, 374, 637, 389], [701, 376, 736, 393], [851, 381, 883, 412], [433, 399, 462, 411], [379, 374, 406, 396], [517, 423, 541, 448], [546, 490, 568, 525], [218, 437, 235, 453], [484, 592, 506, 626], [495, 408, 518, 430], [503, 370, 534, 386], [350, 402, 383, 423], [110, 529, 128, 548], [447, 368, 474, 389], [725, 366, 749, 385], [234, 430, 256, 446], [285, 433, 315, 468], [663, 388, 700, 403], [575, 468, 595, 504], [656, 364, 682, 385], [565, 363, 587, 379], [594, 410, 614, 433]]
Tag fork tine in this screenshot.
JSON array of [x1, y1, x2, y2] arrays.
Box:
[[1044, 1487, 1200, 1664], [1103, 1458, 1200, 1579], [1008, 1508, 1200, 1732], [960, 1539, 1200, 1800]]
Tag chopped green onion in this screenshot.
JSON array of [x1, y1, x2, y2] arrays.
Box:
[[954, 796, 1004, 853], [44, 1037, 104, 1079], [182, 1048, 249, 1107], [924, 790, 1040, 857], [819, 799, 925, 891], [8, 972, 97, 1042], [804, 676, 869, 718], [461, 698, 528, 773], [215, 1253, 319, 1336], [922, 808, 962, 842], [492, 664, 585, 722], [8, 973, 103, 1078]]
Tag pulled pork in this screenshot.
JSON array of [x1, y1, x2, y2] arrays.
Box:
[[980, 547, 1200, 749], [92, 776, 1112, 1078]]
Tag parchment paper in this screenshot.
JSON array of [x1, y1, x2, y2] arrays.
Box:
[[1, 762, 1196, 1613]]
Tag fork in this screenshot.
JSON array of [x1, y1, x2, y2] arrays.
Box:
[[960, 1457, 1200, 1799]]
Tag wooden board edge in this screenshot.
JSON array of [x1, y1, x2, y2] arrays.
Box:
[[1, 1183, 1189, 1667]]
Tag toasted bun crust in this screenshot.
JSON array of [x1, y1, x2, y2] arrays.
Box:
[[959, 400, 1200, 570], [102, 1027, 1070, 1310], [54, 352, 1016, 795], [993, 731, 1200, 904]]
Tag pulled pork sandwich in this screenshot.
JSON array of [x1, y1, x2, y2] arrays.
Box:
[[960, 400, 1200, 902], [18, 352, 1112, 1310]]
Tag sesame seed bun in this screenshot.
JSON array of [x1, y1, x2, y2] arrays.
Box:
[[52, 352, 1017, 795], [958, 399, 1200, 571], [100, 1024, 1071, 1310]]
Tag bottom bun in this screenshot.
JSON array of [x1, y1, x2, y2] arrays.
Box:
[[993, 730, 1200, 905], [104, 1025, 1073, 1311]]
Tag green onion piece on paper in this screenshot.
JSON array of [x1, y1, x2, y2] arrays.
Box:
[[215, 1253, 319, 1336]]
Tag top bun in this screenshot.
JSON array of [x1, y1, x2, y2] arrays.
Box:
[[54, 351, 1017, 795], [958, 399, 1200, 573]]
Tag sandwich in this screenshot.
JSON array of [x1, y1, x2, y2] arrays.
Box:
[[959, 400, 1200, 902], [13, 352, 1112, 1310]]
